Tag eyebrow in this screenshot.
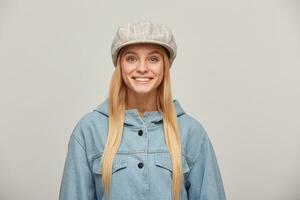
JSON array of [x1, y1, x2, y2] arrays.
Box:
[[123, 50, 162, 56]]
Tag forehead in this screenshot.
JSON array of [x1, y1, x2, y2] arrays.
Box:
[[121, 43, 162, 54]]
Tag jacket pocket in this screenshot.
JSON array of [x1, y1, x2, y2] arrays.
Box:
[[154, 153, 190, 174], [92, 154, 128, 175], [153, 153, 191, 200]]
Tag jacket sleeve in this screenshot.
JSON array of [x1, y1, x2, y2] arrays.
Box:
[[59, 121, 96, 200], [186, 133, 226, 200]]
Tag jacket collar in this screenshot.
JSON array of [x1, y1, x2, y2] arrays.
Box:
[[93, 98, 185, 126]]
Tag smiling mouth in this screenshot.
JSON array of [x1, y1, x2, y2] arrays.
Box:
[[132, 77, 153, 83]]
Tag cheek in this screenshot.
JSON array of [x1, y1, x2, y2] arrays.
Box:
[[154, 64, 164, 78], [121, 71, 132, 86], [120, 68, 131, 86], [121, 63, 135, 74], [158, 72, 164, 84], [121, 68, 130, 77], [153, 66, 164, 84], [121, 62, 133, 77]]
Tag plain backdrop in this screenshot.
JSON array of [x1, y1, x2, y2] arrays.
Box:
[[0, 0, 299, 199]]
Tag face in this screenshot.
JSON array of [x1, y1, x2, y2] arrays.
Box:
[[119, 43, 164, 97]]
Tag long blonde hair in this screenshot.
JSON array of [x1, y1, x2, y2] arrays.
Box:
[[101, 45, 183, 200]]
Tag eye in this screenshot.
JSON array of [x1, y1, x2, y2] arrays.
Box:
[[149, 56, 159, 62], [126, 56, 136, 62]]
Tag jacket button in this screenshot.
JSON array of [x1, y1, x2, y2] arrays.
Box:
[[138, 130, 143, 136], [138, 162, 144, 168]]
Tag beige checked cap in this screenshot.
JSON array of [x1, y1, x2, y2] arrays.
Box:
[[111, 20, 177, 68]]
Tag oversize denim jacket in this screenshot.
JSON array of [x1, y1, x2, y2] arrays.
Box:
[[59, 98, 226, 200]]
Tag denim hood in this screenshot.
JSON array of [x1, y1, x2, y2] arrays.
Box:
[[93, 98, 186, 126]]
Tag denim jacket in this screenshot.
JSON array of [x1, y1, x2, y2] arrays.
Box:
[[59, 98, 226, 200]]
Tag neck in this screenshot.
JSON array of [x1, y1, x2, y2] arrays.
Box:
[[126, 90, 157, 113]]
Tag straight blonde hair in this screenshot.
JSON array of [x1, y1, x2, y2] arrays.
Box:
[[100, 45, 183, 200]]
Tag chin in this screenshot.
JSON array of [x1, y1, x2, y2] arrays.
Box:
[[132, 89, 153, 95], [130, 85, 155, 93], [126, 80, 159, 95], [129, 86, 156, 95]]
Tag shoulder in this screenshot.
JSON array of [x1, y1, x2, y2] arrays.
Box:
[[179, 112, 208, 141], [70, 109, 108, 143], [74, 110, 103, 128], [179, 113, 210, 162]]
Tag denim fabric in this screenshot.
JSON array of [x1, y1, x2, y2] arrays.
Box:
[[59, 98, 226, 200]]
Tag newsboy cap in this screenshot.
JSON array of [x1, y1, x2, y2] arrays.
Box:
[[111, 20, 177, 68]]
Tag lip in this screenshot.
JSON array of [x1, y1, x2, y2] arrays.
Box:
[[132, 77, 153, 79], [132, 77, 153, 83]]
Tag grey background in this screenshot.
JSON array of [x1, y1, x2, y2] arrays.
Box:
[[1, 0, 299, 199]]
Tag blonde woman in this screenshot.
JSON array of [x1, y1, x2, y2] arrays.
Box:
[[59, 20, 226, 200]]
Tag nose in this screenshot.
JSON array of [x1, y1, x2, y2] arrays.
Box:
[[136, 60, 149, 74]]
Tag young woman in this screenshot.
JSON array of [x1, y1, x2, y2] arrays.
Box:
[[59, 20, 226, 200]]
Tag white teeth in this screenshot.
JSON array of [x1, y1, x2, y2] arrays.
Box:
[[134, 77, 151, 81]]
